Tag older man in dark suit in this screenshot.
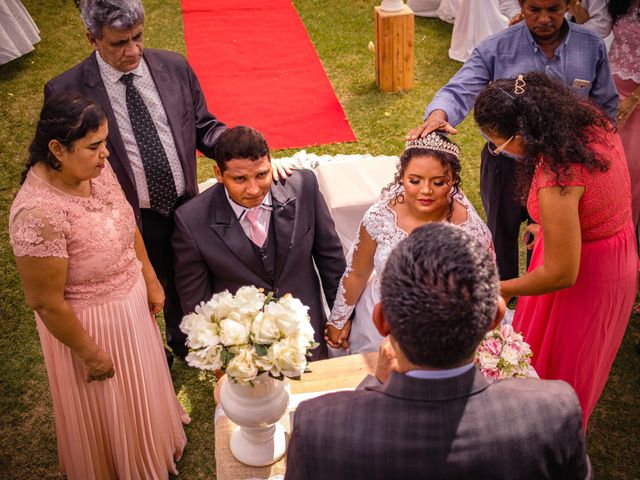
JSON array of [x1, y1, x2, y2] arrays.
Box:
[[172, 126, 346, 360], [43, 0, 227, 361], [286, 223, 591, 479]]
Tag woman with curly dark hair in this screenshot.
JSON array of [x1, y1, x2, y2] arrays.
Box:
[[474, 72, 638, 429], [325, 133, 494, 354]]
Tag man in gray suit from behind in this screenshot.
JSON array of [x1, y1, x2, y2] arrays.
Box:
[[286, 223, 591, 479]]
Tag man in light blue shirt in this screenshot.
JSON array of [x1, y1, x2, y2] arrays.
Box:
[[407, 0, 618, 280]]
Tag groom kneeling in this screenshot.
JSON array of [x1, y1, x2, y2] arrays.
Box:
[[173, 126, 345, 359], [286, 223, 591, 479]]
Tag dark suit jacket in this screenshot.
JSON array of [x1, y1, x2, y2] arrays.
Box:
[[286, 369, 591, 479], [44, 49, 226, 225], [172, 170, 346, 359]]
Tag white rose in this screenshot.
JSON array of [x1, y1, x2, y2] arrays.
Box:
[[185, 344, 223, 371], [234, 286, 266, 313], [180, 312, 220, 349], [478, 350, 499, 370], [253, 345, 278, 375], [270, 337, 308, 378], [251, 312, 282, 344], [226, 347, 259, 384], [501, 345, 520, 366], [208, 291, 237, 321], [263, 294, 309, 337], [219, 318, 250, 346]]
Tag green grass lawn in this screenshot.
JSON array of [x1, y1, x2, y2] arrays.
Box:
[[1, 1, 638, 478]]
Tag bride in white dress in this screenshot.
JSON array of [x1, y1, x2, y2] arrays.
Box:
[[325, 133, 494, 354]]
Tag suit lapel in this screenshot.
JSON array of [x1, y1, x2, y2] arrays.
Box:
[[145, 50, 187, 168], [271, 182, 296, 280], [82, 52, 137, 194], [209, 186, 270, 282]]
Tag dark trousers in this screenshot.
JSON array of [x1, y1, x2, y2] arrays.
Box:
[[141, 209, 188, 358], [480, 145, 531, 280]]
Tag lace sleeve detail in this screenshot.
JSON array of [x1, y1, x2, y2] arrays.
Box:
[[327, 224, 361, 329], [10, 206, 68, 258]]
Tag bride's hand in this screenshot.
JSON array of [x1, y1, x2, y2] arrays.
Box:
[[325, 321, 352, 350]]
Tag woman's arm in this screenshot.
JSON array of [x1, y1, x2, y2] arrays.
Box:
[[326, 223, 377, 349], [500, 185, 584, 301], [15, 255, 114, 382], [134, 228, 165, 315]]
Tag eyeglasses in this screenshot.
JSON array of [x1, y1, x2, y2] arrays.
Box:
[[480, 131, 515, 156]]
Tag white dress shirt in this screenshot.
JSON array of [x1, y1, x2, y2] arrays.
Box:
[[406, 363, 475, 379], [95, 52, 185, 208], [225, 189, 273, 242]]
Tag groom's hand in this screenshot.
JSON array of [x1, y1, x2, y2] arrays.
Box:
[[374, 338, 399, 384]]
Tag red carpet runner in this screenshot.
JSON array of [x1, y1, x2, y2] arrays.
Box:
[[180, 0, 356, 150]]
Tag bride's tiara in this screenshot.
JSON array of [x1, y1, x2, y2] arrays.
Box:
[[405, 132, 460, 159]]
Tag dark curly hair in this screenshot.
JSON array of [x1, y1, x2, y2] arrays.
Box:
[[23, 92, 107, 183], [473, 72, 611, 204], [214, 126, 270, 173], [383, 134, 462, 221]]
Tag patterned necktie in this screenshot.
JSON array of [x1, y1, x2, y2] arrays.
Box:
[[120, 73, 177, 217], [245, 208, 267, 247]]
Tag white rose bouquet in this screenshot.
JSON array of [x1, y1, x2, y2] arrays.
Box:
[[474, 324, 533, 379], [179, 286, 318, 385]]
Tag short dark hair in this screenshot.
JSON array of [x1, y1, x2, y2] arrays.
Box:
[[214, 126, 270, 173], [380, 223, 499, 368], [23, 92, 107, 183]]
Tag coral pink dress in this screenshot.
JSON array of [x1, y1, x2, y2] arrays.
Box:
[[9, 164, 190, 479], [513, 127, 639, 429]]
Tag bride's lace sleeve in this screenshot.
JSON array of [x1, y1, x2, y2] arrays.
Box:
[[10, 206, 68, 258], [327, 205, 381, 329]]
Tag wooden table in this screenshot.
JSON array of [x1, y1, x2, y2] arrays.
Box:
[[213, 352, 378, 480]]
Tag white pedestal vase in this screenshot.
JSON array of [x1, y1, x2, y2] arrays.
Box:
[[219, 373, 290, 466]]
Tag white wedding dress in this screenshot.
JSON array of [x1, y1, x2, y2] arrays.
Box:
[[329, 188, 494, 355]]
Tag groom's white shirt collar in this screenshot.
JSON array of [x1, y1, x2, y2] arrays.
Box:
[[406, 363, 474, 380], [224, 189, 273, 220]]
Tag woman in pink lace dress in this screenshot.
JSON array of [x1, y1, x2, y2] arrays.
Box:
[[474, 73, 638, 429], [609, 0, 640, 227], [9, 93, 189, 479]]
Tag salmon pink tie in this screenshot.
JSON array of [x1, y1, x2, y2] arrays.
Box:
[[245, 208, 267, 247]]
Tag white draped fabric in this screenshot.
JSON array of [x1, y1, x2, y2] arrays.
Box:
[[0, 0, 40, 65], [407, 0, 442, 17], [449, 0, 508, 62]]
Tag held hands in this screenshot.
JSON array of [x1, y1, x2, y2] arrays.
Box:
[[374, 337, 399, 384], [324, 320, 352, 350], [147, 278, 165, 315], [84, 348, 115, 383], [406, 110, 457, 141]]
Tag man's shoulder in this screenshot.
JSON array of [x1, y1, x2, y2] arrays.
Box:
[[567, 22, 605, 45], [175, 184, 221, 222], [274, 169, 317, 195], [477, 21, 526, 52], [46, 54, 96, 90], [489, 377, 583, 417], [144, 48, 188, 64]]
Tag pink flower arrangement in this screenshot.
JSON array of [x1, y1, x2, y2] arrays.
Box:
[[474, 324, 533, 379]]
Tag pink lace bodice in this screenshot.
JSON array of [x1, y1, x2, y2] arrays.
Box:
[[527, 127, 632, 241], [609, 1, 640, 83], [9, 162, 141, 311]]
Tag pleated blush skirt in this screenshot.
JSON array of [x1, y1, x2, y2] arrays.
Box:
[[36, 273, 190, 480]]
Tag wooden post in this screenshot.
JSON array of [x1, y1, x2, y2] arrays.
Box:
[[375, 4, 414, 93]]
